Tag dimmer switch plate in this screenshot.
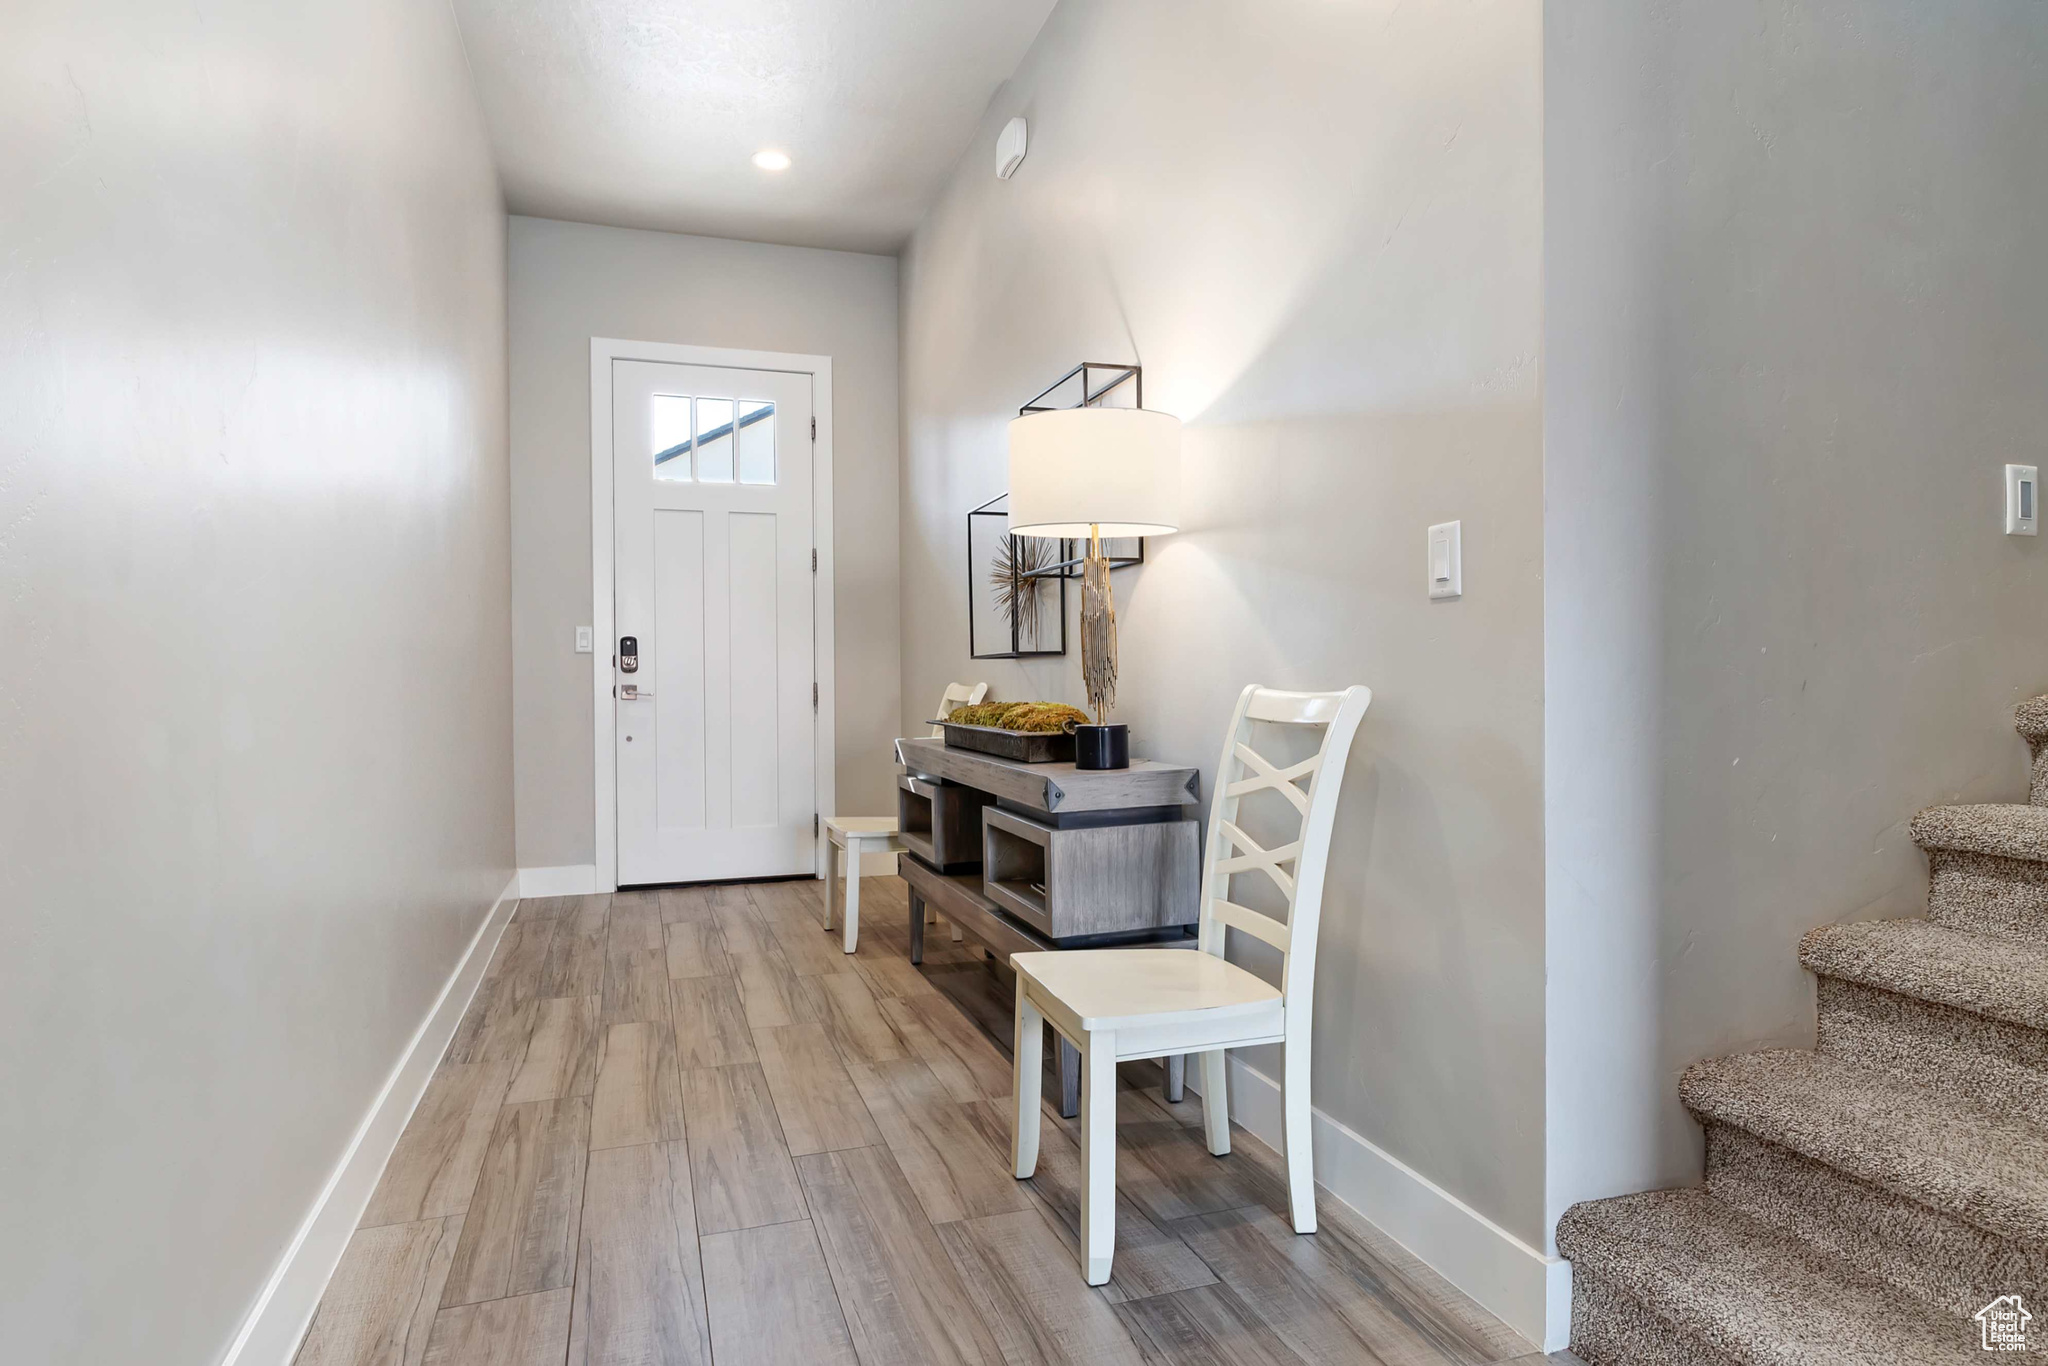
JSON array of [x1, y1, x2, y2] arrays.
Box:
[[2008, 464, 2038, 536], [1428, 521, 1462, 599]]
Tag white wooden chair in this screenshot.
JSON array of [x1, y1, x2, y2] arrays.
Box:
[[1009, 683, 1371, 1284], [821, 681, 987, 952]]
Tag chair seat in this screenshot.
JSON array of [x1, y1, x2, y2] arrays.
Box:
[[823, 815, 899, 839], [1012, 948, 1282, 1032]]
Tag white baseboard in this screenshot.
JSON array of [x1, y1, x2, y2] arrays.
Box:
[[519, 863, 601, 897], [1202, 1055, 1571, 1352], [218, 874, 521, 1366]]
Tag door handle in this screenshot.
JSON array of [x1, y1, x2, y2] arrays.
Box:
[[619, 685, 655, 700]]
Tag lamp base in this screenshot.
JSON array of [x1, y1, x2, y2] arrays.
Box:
[[1072, 723, 1130, 771]]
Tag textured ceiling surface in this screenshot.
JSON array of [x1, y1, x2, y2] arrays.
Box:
[[450, 0, 1057, 253]]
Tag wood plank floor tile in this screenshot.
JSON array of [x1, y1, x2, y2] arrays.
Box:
[[608, 898, 666, 947], [1114, 1119, 1285, 1227], [567, 1142, 710, 1366], [708, 882, 758, 911], [441, 974, 538, 1066], [804, 970, 909, 1066], [754, 1023, 883, 1156], [658, 885, 715, 923], [701, 1220, 858, 1366], [1303, 1206, 1539, 1361], [926, 962, 1022, 1049], [681, 1063, 808, 1233], [963, 1099, 1216, 1305], [1117, 1058, 1208, 1128], [599, 943, 671, 1029], [441, 1097, 590, 1307], [710, 899, 781, 959], [1175, 1206, 1501, 1366], [729, 947, 822, 1029], [1112, 1282, 1314, 1366], [512, 896, 567, 922], [494, 918, 561, 990], [760, 893, 857, 977], [849, 1058, 1031, 1225], [538, 897, 610, 998], [664, 917, 729, 980], [589, 1020, 686, 1149], [446, 923, 553, 1065], [668, 976, 756, 1068], [294, 1216, 461, 1366], [878, 993, 1012, 1102], [505, 996, 602, 1103], [422, 1288, 572, 1366], [796, 1146, 1007, 1366], [848, 945, 943, 1003], [936, 1209, 1149, 1366], [361, 1063, 513, 1226]]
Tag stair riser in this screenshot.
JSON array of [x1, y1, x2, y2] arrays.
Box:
[[2032, 737, 2048, 807], [1816, 976, 2048, 1128], [1927, 848, 2048, 944], [1705, 1123, 2048, 1323], [1570, 1274, 1736, 1366]]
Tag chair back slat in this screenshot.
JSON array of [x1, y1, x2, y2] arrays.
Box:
[[1212, 898, 1293, 951], [1245, 689, 1349, 725], [1196, 683, 1372, 1029]]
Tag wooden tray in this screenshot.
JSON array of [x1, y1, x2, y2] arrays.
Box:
[[936, 721, 1075, 764]]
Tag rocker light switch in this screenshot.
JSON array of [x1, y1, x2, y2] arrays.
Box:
[[2008, 465, 2038, 536], [1428, 521, 1462, 600], [575, 625, 594, 653]]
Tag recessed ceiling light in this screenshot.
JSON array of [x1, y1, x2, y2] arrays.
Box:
[[752, 150, 791, 172]]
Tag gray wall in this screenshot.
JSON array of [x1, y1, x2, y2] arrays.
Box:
[[0, 2, 512, 1363], [1544, 0, 2048, 1233], [900, 0, 1549, 1243], [507, 217, 902, 869]]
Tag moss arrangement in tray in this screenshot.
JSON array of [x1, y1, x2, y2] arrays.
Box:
[[945, 701, 1092, 734]]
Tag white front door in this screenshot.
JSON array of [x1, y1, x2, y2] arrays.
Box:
[[612, 359, 816, 885]]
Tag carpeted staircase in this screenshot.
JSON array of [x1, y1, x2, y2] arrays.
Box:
[[1557, 697, 2048, 1365]]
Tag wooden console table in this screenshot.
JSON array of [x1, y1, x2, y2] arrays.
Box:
[[895, 737, 1203, 1116]]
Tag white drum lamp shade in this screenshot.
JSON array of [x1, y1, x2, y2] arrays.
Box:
[[1006, 407, 1181, 538]]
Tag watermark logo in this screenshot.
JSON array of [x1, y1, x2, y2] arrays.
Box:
[[1976, 1295, 2032, 1352]]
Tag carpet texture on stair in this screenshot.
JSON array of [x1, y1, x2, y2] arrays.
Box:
[[1563, 697, 2048, 1364]]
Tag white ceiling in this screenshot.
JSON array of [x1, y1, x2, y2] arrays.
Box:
[[449, 0, 1057, 254]]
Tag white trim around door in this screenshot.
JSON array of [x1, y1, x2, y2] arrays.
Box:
[[590, 337, 835, 893]]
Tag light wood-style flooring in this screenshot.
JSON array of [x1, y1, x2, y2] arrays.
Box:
[[297, 876, 1576, 1366]]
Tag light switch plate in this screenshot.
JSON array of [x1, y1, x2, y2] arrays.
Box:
[[575, 625, 594, 653], [1428, 521, 1462, 599], [2008, 464, 2038, 536]]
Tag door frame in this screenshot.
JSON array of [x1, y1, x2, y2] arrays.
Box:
[[589, 337, 835, 892]]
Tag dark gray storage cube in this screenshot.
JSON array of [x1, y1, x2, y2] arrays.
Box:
[[981, 805, 1200, 940], [897, 772, 994, 871]]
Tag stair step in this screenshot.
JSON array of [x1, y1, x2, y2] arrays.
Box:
[[1914, 803, 2048, 862], [2021, 696, 2048, 807], [1912, 805, 2048, 943], [1557, 1188, 1990, 1365], [1801, 918, 2048, 1032], [1679, 1049, 2048, 1245], [1704, 1121, 2048, 1322]]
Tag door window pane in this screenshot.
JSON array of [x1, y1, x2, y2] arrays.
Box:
[[694, 398, 735, 483], [652, 393, 693, 480], [737, 400, 776, 484]]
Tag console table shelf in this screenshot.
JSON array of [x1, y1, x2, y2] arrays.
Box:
[[899, 855, 1192, 1117]]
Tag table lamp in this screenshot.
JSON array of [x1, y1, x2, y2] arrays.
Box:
[[1006, 406, 1181, 769]]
